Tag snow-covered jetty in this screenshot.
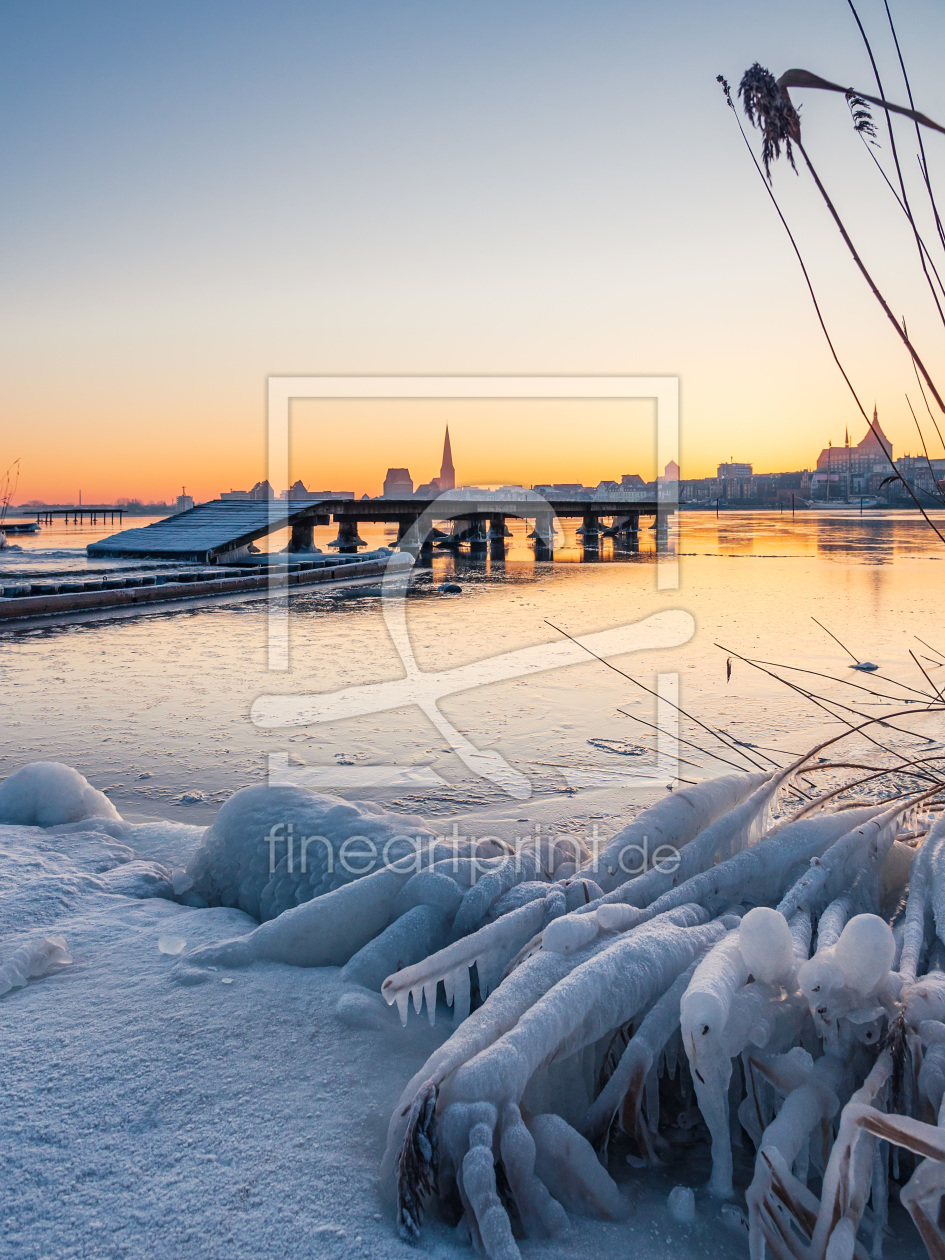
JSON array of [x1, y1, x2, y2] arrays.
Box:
[[86, 495, 668, 563]]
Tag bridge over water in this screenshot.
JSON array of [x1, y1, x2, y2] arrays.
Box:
[[87, 495, 670, 563]]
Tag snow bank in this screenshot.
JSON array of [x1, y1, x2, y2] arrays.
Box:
[[0, 762, 121, 828], [186, 783, 437, 921]]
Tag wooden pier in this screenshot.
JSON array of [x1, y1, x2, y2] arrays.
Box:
[[86, 496, 671, 562], [34, 506, 125, 526]]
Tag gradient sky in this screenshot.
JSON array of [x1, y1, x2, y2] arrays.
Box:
[[3, 0, 945, 503]]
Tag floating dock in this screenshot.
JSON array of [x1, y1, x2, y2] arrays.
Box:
[[0, 553, 391, 623], [1, 521, 41, 534]]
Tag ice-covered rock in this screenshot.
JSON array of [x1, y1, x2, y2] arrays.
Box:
[[186, 784, 437, 921], [0, 762, 120, 828]]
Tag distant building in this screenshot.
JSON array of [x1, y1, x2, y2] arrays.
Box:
[[717, 460, 753, 479], [383, 468, 413, 497], [677, 468, 810, 506], [220, 480, 275, 502], [656, 461, 679, 502], [431, 426, 455, 493], [620, 473, 647, 489], [279, 482, 354, 500], [811, 408, 893, 499], [493, 485, 532, 499], [415, 426, 457, 496], [176, 490, 194, 513], [895, 454, 945, 501]]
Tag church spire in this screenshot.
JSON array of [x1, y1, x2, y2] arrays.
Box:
[[438, 425, 455, 491]]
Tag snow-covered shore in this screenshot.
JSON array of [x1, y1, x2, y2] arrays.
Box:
[[0, 767, 717, 1260], [0, 760, 932, 1260]]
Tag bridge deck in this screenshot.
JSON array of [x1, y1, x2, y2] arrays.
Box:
[[87, 497, 667, 560]]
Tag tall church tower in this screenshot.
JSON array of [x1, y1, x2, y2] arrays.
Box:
[[438, 425, 455, 491]]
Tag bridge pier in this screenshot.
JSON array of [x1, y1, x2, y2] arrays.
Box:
[[329, 516, 366, 552], [577, 511, 599, 541], [613, 511, 640, 551], [527, 514, 556, 559], [577, 511, 600, 548], [396, 517, 444, 550], [442, 516, 489, 547], [488, 513, 511, 556], [604, 511, 640, 538], [467, 516, 488, 545], [654, 511, 672, 551], [397, 516, 421, 547], [287, 519, 322, 553]]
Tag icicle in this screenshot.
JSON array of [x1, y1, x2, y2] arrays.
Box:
[[423, 978, 438, 1027], [381, 900, 546, 1025]]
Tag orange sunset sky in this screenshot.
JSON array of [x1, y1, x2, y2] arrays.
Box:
[[3, 1, 945, 504]]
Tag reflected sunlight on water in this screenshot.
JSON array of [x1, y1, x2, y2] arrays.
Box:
[[2, 509, 942, 821]]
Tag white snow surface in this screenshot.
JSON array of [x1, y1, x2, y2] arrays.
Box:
[[0, 780, 782, 1260]]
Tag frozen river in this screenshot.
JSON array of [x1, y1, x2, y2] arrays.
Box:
[[1, 509, 942, 825]]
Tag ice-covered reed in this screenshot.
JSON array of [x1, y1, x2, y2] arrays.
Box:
[[364, 743, 945, 1258]]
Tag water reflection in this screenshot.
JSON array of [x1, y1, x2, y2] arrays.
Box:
[[680, 509, 945, 565], [2, 507, 941, 822]]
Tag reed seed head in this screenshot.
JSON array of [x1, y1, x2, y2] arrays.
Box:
[[739, 63, 801, 179]]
